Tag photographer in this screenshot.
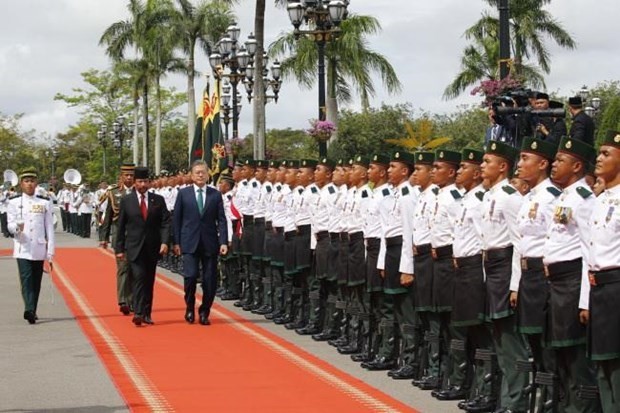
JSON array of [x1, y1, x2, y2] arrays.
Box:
[[568, 96, 595, 146], [532, 94, 567, 145]]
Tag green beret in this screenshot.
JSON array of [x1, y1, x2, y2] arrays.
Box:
[[279, 160, 289, 168], [346, 158, 355, 167], [19, 167, 38, 180], [435, 150, 461, 166], [352, 155, 370, 168], [318, 157, 335, 169], [461, 148, 484, 164], [414, 152, 434, 165], [268, 160, 279, 168], [486, 140, 519, 164], [520, 137, 557, 161], [391, 150, 415, 166], [557, 137, 597, 164], [300, 159, 318, 168], [287, 160, 300, 168], [601, 130, 620, 149], [243, 159, 256, 167], [336, 158, 346, 167], [255, 160, 269, 168], [370, 153, 390, 167]]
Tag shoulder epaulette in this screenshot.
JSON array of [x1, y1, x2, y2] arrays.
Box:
[[9, 193, 21, 200], [36, 194, 50, 201], [432, 187, 439, 195], [266, 185, 272, 193], [361, 189, 369, 198], [502, 185, 517, 195], [576, 186, 593, 199], [275, 184, 282, 191], [382, 188, 390, 197], [297, 188, 303, 195], [242, 181, 248, 186], [546, 186, 562, 197], [311, 186, 318, 194], [450, 189, 462, 200], [252, 181, 258, 188], [328, 185, 336, 194], [226, 194, 232, 200], [475, 190, 486, 202], [401, 186, 410, 196]]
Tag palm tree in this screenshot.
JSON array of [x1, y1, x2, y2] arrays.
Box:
[[269, 14, 401, 142], [466, 0, 576, 74], [443, 33, 545, 99], [385, 119, 452, 151], [170, 0, 235, 158]]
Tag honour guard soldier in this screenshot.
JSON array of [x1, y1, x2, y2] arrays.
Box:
[[352, 154, 390, 363], [410, 151, 439, 387], [220, 162, 244, 300], [287, 159, 318, 329], [512, 137, 560, 410], [587, 130, 620, 412], [297, 158, 335, 336], [427, 150, 467, 397], [218, 174, 236, 300], [249, 160, 269, 311], [100, 163, 136, 315], [543, 137, 600, 412], [481, 140, 530, 412], [7, 167, 55, 324], [337, 155, 371, 354]]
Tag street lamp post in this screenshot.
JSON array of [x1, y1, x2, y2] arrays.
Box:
[[579, 85, 602, 118], [99, 116, 133, 175], [97, 125, 108, 176], [286, 0, 348, 158], [209, 23, 257, 141]]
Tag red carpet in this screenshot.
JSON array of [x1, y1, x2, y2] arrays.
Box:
[[52, 248, 418, 412]]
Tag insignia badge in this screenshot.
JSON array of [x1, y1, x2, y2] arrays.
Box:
[[395, 152, 400, 158], [322, 158, 327, 163], [565, 140, 572, 149], [356, 155, 361, 161], [439, 151, 444, 158], [302, 160, 307, 166], [468, 152, 474, 160], [491, 142, 497, 150], [531, 141, 538, 150], [489, 200, 496, 219], [418, 154, 423, 160], [606, 206, 615, 223], [373, 155, 378, 161], [615, 134, 620, 143]]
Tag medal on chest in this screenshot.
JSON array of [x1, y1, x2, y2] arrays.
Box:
[[528, 202, 539, 220], [553, 205, 572, 224], [606, 206, 615, 224]]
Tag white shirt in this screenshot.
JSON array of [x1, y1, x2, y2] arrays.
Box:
[[254, 180, 272, 219], [328, 184, 349, 233], [363, 183, 387, 239], [430, 183, 461, 248], [588, 184, 620, 271], [7, 193, 55, 261], [452, 184, 486, 258], [412, 184, 438, 246], [348, 183, 371, 235], [481, 178, 523, 288], [543, 178, 596, 310], [313, 183, 338, 233]]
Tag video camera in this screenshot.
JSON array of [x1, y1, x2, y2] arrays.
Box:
[[493, 88, 566, 118]]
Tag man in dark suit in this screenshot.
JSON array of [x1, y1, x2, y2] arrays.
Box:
[[173, 160, 228, 325], [115, 167, 170, 327], [568, 96, 595, 146]]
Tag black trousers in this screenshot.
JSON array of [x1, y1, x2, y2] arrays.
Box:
[[129, 251, 158, 318], [182, 246, 218, 318]]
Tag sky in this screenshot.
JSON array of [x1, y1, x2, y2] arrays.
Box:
[[1, 0, 619, 143]]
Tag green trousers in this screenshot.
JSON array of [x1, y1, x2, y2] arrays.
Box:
[[554, 345, 600, 413], [17, 259, 44, 313], [112, 225, 133, 306], [598, 358, 620, 413]]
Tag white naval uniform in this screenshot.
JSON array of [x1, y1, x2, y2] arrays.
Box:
[[7, 193, 55, 261]]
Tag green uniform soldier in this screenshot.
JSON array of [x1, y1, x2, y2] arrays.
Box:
[[587, 130, 620, 412], [100, 163, 135, 315]]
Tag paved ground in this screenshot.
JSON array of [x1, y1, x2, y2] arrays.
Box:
[[0, 230, 461, 413]]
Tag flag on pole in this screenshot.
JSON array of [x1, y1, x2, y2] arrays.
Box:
[[205, 77, 226, 180], [189, 82, 211, 163]]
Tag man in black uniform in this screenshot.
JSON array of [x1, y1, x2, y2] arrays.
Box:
[[568, 96, 595, 146]]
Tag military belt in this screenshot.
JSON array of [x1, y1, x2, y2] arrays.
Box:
[[385, 235, 403, 247], [431, 244, 453, 260], [413, 243, 431, 256], [482, 246, 513, 262], [589, 267, 620, 286], [315, 230, 329, 241], [543, 257, 581, 278], [348, 231, 364, 242], [520, 256, 544, 271], [453, 254, 482, 269]]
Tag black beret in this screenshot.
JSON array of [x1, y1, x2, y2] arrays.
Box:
[[352, 155, 370, 168], [601, 130, 620, 149], [521, 137, 557, 161], [414, 152, 434, 165], [300, 159, 318, 168], [486, 140, 519, 164], [557, 137, 597, 164], [255, 160, 269, 168], [461, 148, 484, 164], [369, 153, 390, 167], [391, 150, 415, 166], [435, 150, 461, 166], [318, 157, 335, 169]]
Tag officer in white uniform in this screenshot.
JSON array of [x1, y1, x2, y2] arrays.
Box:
[[7, 167, 55, 324]]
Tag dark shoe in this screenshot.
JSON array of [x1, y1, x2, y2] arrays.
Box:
[[389, 364, 417, 380], [23, 310, 36, 325], [132, 315, 143, 326], [119, 304, 130, 315], [220, 292, 240, 301], [435, 386, 468, 401], [252, 305, 272, 315], [185, 309, 195, 324], [274, 314, 293, 325], [465, 396, 497, 413], [416, 376, 441, 391], [351, 352, 372, 362], [296, 325, 321, 335], [233, 300, 245, 308], [285, 320, 305, 330], [327, 336, 348, 347], [199, 314, 210, 325], [143, 316, 154, 325], [312, 331, 339, 342], [337, 344, 360, 355], [361, 356, 397, 371]]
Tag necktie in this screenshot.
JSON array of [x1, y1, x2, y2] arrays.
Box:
[[140, 194, 147, 220], [197, 188, 204, 214]]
